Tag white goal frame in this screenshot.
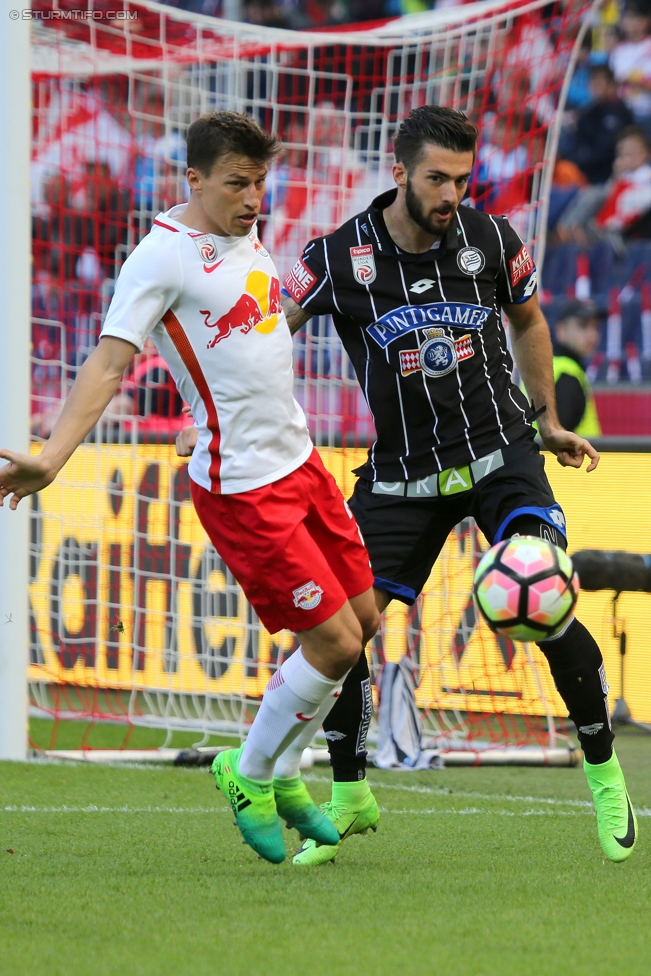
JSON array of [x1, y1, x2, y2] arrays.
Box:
[[0, 0, 598, 761]]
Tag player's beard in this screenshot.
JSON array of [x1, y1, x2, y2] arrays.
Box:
[[405, 176, 456, 237]]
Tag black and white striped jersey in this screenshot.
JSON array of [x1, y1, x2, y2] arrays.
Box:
[[283, 188, 538, 483]]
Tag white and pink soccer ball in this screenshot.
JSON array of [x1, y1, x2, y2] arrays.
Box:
[[473, 536, 579, 642]]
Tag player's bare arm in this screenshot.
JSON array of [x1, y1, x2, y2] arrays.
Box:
[[505, 293, 599, 472], [0, 336, 137, 509], [281, 293, 313, 335]]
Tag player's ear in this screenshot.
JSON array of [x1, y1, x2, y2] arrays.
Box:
[[392, 160, 408, 189], [186, 167, 203, 193]]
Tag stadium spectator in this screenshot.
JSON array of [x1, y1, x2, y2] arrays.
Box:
[[564, 64, 634, 185], [557, 125, 651, 244], [553, 300, 603, 436], [106, 339, 189, 435], [32, 172, 86, 282], [80, 160, 131, 281], [596, 125, 651, 238], [475, 113, 530, 212], [565, 32, 597, 110], [609, 1, 651, 130]]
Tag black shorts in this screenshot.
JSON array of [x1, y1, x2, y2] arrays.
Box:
[[348, 436, 568, 605]]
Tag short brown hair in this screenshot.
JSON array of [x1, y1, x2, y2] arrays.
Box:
[[186, 111, 282, 175], [616, 124, 650, 150], [394, 105, 478, 171]]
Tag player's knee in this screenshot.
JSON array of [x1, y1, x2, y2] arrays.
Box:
[[348, 590, 381, 645], [337, 626, 364, 669], [321, 612, 365, 670], [360, 606, 380, 646]]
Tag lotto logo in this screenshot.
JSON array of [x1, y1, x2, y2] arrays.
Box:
[[509, 244, 534, 286], [283, 259, 317, 302]]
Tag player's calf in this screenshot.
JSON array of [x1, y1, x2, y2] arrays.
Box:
[[538, 618, 637, 862]]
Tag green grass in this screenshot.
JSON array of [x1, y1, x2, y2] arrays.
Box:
[[29, 716, 234, 752], [2, 730, 650, 976]]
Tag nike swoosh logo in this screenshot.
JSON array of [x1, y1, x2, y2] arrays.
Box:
[[614, 796, 636, 849], [203, 259, 225, 273], [296, 712, 318, 722], [338, 814, 360, 840]]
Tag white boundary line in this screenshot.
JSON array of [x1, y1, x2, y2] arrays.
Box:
[[4, 803, 650, 816], [304, 773, 651, 813]]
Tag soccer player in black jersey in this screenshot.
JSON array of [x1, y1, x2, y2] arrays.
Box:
[[280, 105, 637, 866]]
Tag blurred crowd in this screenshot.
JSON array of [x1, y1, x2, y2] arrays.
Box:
[[162, 0, 435, 27], [29, 0, 651, 443], [551, 0, 651, 246]]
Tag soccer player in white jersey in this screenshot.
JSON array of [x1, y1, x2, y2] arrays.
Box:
[[0, 112, 379, 864]]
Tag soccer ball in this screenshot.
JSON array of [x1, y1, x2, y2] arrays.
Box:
[[473, 536, 579, 642]]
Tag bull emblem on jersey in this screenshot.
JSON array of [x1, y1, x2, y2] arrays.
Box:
[[204, 272, 282, 349]]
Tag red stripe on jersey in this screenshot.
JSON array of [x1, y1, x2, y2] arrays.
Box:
[[154, 219, 180, 232], [162, 310, 222, 492]]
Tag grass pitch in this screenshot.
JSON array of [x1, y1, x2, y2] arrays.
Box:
[[2, 730, 650, 976]]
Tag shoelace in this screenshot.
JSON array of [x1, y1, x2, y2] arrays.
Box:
[[319, 801, 343, 823], [592, 783, 625, 829]]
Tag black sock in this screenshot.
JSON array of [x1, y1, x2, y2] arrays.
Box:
[[323, 650, 372, 782], [538, 618, 614, 764]]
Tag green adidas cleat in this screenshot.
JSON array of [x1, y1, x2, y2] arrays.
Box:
[[584, 750, 637, 863], [274, 776, 341, 845], [292, 780, 380, 866], [211, 747, 286, 864]]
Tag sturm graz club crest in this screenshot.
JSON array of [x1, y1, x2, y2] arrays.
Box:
[[419, 328, 457, 377], [457, 246, 485, 276]]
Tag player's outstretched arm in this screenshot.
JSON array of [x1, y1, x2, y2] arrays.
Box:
[[505, 294, 600, 473], [281, 293, 313, 335], [0, 336, 137, 509]]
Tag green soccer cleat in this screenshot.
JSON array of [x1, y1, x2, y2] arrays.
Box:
[[273, 776, 341, 845], [211, 747, 286, 864], [292, 780, 380, 866], [584, 750, 638, 863]]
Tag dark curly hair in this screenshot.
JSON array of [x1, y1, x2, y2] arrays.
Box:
[[394, 105, 478, 171]]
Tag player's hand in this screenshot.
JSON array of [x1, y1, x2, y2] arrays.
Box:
[[540, 428, 600, 472], [175, 425, 198, 458], [0, 450, 56, 510]]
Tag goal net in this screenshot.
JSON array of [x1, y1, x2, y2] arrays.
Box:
[[27, 0, 594, 759]]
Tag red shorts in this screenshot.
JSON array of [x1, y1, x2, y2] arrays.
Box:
[[190, 448, 374, 634]]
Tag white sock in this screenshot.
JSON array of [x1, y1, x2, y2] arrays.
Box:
[[273, 683, 343, 780], [239, 649, 345, 782]]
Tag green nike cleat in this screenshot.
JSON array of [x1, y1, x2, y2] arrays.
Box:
[[584, 750, 638, 863], [292, 781, 380, 866], [274, 776, 341, 845], [211, 747, 286, 864]]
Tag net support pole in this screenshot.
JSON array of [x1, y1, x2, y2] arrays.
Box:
[[0, 12, 31, 761]]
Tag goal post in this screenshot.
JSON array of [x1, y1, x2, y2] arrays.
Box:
[[16, 0, 598, 760], [0, 11, 32, 761]]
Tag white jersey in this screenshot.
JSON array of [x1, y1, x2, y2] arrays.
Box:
[[101, 204, 312, 494]]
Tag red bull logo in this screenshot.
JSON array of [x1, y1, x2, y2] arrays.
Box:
[[248, 233, 269, 258], [292, 580, 324, 610], [204, 271, 281, 349]]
